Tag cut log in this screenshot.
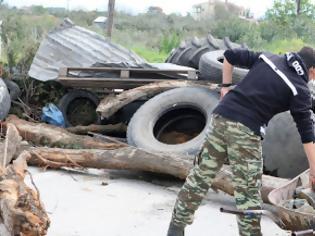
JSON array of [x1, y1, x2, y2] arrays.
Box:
[[0, 151, 50, 236], [96, 80, 219, 118], [0, 123, 22, 167], [66, 123, 127, 135], [26, 147, 288, 203], [4, 115, 125, 150]]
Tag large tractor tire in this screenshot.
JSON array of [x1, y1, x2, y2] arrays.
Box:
[[199, 50, 249, 83], [127, 87, 220, 156], [166, 33, 247, 69], [263, 112, 312, 178]]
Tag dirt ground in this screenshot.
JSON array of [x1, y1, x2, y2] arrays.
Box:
[[26, 167, 290, 236]]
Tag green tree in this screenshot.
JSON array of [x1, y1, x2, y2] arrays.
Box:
[[266, 0, 315, 21], [264, 0, 315, 40]]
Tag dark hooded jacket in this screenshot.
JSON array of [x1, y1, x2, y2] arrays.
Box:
[[213, 48, 314, 143]]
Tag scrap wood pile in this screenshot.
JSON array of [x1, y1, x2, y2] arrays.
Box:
[[0, 113, 289, 235]]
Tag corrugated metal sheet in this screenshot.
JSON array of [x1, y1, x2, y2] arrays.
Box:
[[29, 18, 147, 82]]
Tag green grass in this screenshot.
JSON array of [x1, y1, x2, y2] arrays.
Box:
[[261, 38, 306, 54], [131, 46, 169, 63]]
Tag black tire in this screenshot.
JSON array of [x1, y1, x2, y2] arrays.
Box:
[[127, 87, 220, 155], [2, 79, 21, 101], [0, 78, 11, 120], [58, 89, 101, 127], [199, 50, 249, 83], [166, 33, 247, 69], [262, 112, 310, 178]]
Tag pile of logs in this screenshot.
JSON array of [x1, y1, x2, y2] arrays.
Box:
[[0, 113, 289, 235]]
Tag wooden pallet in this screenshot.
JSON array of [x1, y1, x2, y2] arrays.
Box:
[[57, 64, 197, 89]]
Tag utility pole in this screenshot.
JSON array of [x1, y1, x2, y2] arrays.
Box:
[[225, 0, 228, 10], [296, 0, 301, 15], [107, 0, 115, 40], [66, 0, 70, 13]]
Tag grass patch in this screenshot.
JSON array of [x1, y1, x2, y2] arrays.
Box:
[[131, 46, 168, 63]]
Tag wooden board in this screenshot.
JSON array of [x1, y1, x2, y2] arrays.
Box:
[[58, 66, 197, 89]]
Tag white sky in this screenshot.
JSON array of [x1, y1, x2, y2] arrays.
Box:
[[3, 0, 279, 18]]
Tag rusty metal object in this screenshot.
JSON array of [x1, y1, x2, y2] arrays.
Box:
[[268, 169, 315, 231], [220, 207, 286, 229], [292, 229, 314, 236]]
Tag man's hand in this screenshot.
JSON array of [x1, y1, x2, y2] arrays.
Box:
[[310, 167, 315, 190], [303, 143, 315, 190], [220, 87, 230, 99]]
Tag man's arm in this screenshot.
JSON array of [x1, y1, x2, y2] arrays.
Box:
[[290, 88, 315, 188], [221, 57, 234, 98], [221, 49, 261, 99], [224, 48, 261, 68], [303, 143, 315, 189]]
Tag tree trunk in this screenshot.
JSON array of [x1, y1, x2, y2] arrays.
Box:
[[0, 151, 49, 235], [296, 0, 301, 15], [107, 0, 115, 39], [66, 123, 126, 135], [0, 123, 22, 167], [96, 80, 219, 118], [4, 115, 125, 150], [26, 147, 288, 203]]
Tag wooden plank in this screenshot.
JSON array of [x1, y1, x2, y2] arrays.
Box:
[[188, 70, 198, 80], [57, 77, 176, 89], [59, 67, 68, 76], [120, 70, 130, 78], [65, 66, 196, 73]]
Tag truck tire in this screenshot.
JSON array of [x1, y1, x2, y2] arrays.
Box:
[[0, 78, 11, 120], [2, 79, 21, 101], [58, 89, 101, 127], [262, 112, 310, 178], [199, 50, 249, 83], [127, 87, 220, 156], [165, 33, 246, 69]]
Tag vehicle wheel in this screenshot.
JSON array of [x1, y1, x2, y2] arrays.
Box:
[[2, 79, 21, 101], [58, 89, 101, 127], [0, 78, 11, 120], [262, 112, 310, 178], [127, 87, 220, 156], [199, 50, 249, 83]]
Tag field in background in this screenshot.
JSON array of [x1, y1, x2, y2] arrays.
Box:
[[1, 1, 315, 65]]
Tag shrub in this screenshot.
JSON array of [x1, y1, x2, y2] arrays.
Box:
[[159, 33, 181, 53]]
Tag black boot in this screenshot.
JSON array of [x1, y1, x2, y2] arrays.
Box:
[[167, 222, 184, 236]]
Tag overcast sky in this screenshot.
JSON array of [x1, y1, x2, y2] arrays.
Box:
[[3, 0, 279, 18]]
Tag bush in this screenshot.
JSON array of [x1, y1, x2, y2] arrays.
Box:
[[131, 46, 168, 62], [240, 27, 265, 49], [261, 38, 305, 54], [211, 17, 252, 42], [159, 33, 181, 53]]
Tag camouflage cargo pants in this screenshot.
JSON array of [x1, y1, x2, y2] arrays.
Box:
[[171, 114, 263, 236]]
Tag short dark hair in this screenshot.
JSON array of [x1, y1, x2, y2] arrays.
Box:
[[298, 46, 315, 70]]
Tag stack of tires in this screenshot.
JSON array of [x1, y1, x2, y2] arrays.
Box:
[[165, 33, 247, 70]]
